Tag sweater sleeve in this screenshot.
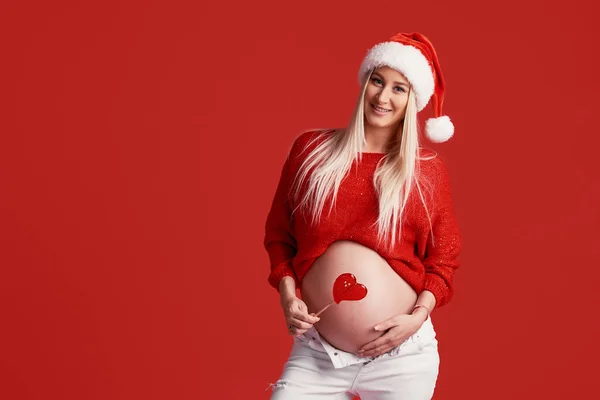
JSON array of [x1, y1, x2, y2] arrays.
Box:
[[422, 158, 461, 308], [263, 140, 300, 292]]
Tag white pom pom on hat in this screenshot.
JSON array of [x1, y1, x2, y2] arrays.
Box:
[[425, 115, 454, 143], [358, 32, 455, 143]]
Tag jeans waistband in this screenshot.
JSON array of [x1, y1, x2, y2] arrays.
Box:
[[299, 315, 435, 369]]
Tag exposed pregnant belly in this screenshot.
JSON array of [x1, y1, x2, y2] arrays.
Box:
[[301, 240, 417, 354]]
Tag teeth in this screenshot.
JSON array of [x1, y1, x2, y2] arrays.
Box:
[[374, 105, 390, 112]]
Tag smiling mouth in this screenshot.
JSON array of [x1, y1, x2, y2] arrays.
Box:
[[372, 104, 392, 113]]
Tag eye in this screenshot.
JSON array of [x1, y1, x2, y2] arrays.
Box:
[[370, 77, 383, 85], [394, 86, 406, 93]]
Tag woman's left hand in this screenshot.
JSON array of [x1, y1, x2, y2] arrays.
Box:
[[357, 311, 427, 358]]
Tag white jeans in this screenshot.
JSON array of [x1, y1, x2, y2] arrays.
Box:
[[268, 316, 439, 400]]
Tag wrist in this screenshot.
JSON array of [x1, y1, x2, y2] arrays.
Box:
[[278, 276, 297, 300], [411, 304, 430, 322]]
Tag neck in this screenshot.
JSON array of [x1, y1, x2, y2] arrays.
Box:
[[363, 122, 401, 153]]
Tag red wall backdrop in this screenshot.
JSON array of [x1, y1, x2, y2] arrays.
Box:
[[1, 0, 599, 399]]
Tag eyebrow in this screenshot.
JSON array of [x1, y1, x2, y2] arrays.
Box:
[[372, 73, 409, 87]]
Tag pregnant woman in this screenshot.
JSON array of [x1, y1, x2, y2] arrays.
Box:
[[264, 32, 461, 400]]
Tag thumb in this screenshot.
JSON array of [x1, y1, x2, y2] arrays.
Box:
[[373, 316, 398, 331], [308, 312, 321, 323]]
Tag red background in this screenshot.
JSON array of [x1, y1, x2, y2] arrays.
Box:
[[1, 0, 599, 399]]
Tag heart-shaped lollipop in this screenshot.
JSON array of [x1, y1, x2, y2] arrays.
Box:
[[314, 273, 368, 317], [333, 273, 368, 303]]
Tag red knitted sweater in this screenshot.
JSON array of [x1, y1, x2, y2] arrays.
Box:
[[263, 130, 461, 308]]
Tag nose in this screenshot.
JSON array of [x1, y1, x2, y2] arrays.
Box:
[[376, 87, 391, 103]]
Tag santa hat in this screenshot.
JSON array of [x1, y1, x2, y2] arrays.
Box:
[[358, 32, 454, 143]]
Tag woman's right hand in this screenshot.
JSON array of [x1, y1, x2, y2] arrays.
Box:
[[280, 294, 320, 337]]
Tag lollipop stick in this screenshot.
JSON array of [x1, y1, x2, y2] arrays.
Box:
[[314, 300, 335, 317]]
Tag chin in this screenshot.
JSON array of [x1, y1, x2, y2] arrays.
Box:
[[366, 117, 393, 129]]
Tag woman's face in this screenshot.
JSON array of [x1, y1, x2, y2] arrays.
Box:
[[363, 66, 411, 130]]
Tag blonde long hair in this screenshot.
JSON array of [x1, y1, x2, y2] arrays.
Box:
[[291, 70, 436, 251]]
